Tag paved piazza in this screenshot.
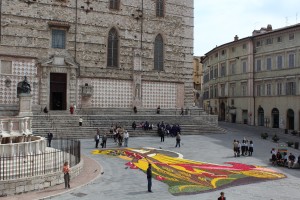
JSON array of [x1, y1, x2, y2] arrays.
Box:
[[2, 123, 298, 200], [48, 122, 300, 200]]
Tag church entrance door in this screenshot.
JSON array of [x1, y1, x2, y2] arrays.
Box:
[[50, 73, 67, 110]]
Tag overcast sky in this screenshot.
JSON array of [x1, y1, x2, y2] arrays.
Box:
[[194, 0, 300, 56]]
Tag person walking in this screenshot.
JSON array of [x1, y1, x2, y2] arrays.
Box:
[[95, 130, 100, 148], [47, 132, 53, 147], [218, 191, 226, 200], [147, 163, 152, 192], [101, 133, 107, 148], [63, 161, 70, 189], [124, 130, 129, 147], [79, 117, 83, 126], [70, 104, 74, 114], [175, 133, 181, 148]]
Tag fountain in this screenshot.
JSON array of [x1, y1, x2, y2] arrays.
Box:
[[0, 76, 46, 156]]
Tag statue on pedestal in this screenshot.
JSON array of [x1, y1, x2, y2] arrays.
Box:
[[17, 76, 31, 97]]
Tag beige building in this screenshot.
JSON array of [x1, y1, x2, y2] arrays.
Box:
[[202, 24, 300, 131], [0, 0, 194, 112]]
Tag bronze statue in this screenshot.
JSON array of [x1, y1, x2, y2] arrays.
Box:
[[17, 76, 31, 97]]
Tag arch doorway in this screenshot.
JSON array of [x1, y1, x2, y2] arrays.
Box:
[[219, 102, 226, 121], [271, 108, 279, 128], [258, 106, 264, 126], [286, 109, 294, 130]]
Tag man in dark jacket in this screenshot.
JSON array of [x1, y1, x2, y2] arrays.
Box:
[[47, 132, 53, 147], [147, 163, 152, 192], [218, 191, 226, 200]]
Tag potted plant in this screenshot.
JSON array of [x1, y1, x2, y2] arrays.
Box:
[[272, 134, 279, 143], [286, 141, 294, 147], [261, 132, 268, 139]]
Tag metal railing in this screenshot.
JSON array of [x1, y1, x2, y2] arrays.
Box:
[[0, 138, 80, 180]]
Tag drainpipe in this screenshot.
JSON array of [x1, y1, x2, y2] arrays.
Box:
[[140, 0, 143, 51], [251, 37, 256, 126], [75, 0, 79, 108], [0, 0, 2, 43], [75, 0, 78, 67]]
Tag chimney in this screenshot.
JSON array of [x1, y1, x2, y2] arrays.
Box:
[[234, 35, 239, 41], [267, 24, 272, 31]]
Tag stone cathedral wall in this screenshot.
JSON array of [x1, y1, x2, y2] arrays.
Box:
[[0, 0, 194, 108]]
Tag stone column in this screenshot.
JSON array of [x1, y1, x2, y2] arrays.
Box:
[[8, 120, 13, 133], [132, 49, 142, 107], [132, 73, 142, 107]]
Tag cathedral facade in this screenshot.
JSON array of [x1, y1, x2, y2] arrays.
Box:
[[0, 0, 194, 111]]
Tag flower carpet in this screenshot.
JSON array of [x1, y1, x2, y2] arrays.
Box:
[[92, 148, 286, 195]]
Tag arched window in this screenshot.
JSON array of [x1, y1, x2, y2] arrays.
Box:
[[107, 28, 119, 68], [109, 0, 120, 10], [156, 0, 164, 17], [154, 34, 164, 71]]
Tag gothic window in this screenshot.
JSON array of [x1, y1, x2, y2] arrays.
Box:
[[154, 34, 164, 71], [52, 29, 66, 49], [156, 0, 164, 17], [109, 0, 120, 10], [107, 28, 119, 68]]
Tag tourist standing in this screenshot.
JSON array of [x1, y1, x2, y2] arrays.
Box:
[[63, 161, 70, 189], [95, 130, 100, 148], [218, 191, 226, 200], [147, 163, 152, 192], [132, 121, 137, 130], [79, 117, 83, 126], [233, 140, 238, 157], [175, 133, 181, 147], [248, 140, 254, 156], [156, 105, 160, 114], [124, 130, 129, 147], [160, 127, 165, 142], [102, 133, 107, 148], [47, 132, 53, 147]]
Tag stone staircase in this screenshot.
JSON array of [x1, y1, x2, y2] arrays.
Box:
[[31, 108, 224, 139]]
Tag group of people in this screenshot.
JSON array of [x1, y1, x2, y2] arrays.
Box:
[[232, 139, 254, 157], [132, 121, 154, 131], [95, 129, 108, 148], [271, 148, 300, 168], [157, 122, 181, 137], [95, 126, 130, 148]]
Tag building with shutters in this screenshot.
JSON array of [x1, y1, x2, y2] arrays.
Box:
[[202, 24, 300, 131]]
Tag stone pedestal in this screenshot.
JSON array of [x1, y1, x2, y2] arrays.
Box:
[[18, 94, 33, 116]]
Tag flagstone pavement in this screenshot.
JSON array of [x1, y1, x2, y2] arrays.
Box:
[[2, 122, 300, 200]]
